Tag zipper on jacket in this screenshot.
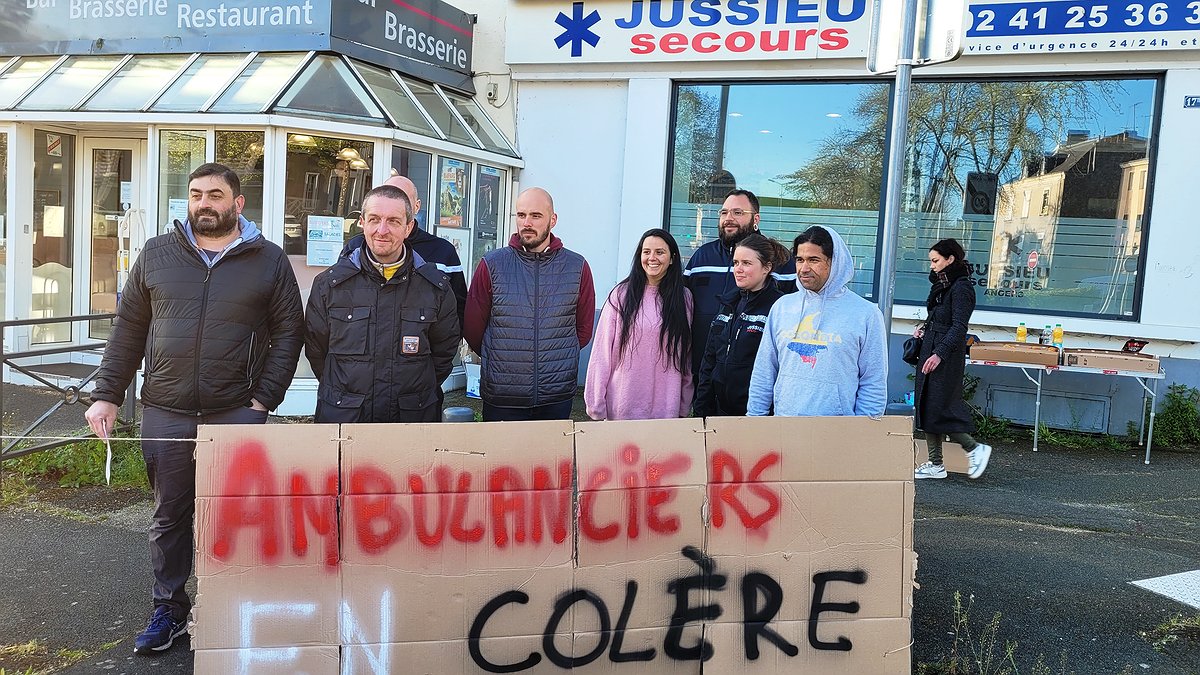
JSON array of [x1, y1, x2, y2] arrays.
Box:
[[532, 254, 540, 406], [246, 332, 256, 392], [193, 266, 212, 416]]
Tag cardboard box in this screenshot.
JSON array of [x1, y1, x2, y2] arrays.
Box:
[[969, 341, 1060, 366], [341, 421, 574, 494], [191, 570, 340, 649], [193, 646, 339, 674], [1063, 348, 1160, 373], [704, 618, 911, 673], [190, 418, 916, 673], [197, 424, 340, 497], [703, 416, 914, 483]]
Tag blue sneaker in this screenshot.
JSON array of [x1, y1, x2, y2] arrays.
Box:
[[133, 606, 187, 654]]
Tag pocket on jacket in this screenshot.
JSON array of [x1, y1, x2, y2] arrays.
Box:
[[398, 307, 435, 357], [329, 306, 373, 356], [315, 386, 366, 424]]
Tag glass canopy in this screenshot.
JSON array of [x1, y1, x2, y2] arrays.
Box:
[[0, 52, 517, 158]]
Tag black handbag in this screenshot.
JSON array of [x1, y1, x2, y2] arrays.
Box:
[[902, 336, 922, 366]]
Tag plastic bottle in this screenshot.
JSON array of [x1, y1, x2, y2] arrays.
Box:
[[1016, 322, 1027, 343], [1052, 323, 1063, 348], [1041, 325, 1052, 345]]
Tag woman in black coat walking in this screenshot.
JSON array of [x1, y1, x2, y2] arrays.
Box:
[[694, 233, 790, 417], [913, 239, 992, 480]]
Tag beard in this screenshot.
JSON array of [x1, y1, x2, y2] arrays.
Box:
[[190, 205, 240, 238], [718, 224, 753, 247], [520, 228, 550, 250]]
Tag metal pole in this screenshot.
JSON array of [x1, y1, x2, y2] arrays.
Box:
[[877, 0, 921, 332]]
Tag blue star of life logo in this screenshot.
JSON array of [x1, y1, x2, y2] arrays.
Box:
[[555, 2, 601, 57]]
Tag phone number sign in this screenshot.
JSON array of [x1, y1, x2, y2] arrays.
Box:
[[966, 0, 1200, 53]]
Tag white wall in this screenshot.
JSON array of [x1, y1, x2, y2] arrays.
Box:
[[454, 0, 518, 140], [514, 80, 630, 295], [1139, 69, 1200, 334]]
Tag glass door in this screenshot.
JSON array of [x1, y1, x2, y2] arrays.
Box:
[[81, 139, 143, 341]]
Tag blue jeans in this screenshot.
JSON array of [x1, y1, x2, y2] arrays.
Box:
[[482, 399, 573, 422], [139, 404, 268, 621]]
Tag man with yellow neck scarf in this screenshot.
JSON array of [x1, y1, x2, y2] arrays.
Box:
[[304, 184, 460, 422]]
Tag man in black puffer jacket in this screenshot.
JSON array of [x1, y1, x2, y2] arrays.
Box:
[[86, 163, 304, 655], [305, 184, 459, 423]]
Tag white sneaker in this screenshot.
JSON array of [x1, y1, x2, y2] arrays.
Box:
[[967, 444, 992, 479], [915, 461, 947, 479]]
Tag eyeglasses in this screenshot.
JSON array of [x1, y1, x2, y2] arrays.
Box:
[[718, 208, 756, 218]]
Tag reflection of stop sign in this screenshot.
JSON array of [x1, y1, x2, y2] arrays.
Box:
[[1027, 251, 1039, 269]]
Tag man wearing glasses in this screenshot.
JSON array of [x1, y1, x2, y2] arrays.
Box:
[[683, 189, 797, 385]]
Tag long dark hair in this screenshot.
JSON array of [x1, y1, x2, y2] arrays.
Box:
[[610, 229, 691, 372], [736, 233, 791, 270], [793, 226, 835, 260]]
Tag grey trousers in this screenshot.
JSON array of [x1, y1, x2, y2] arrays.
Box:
[[140, 404, 268, 621]]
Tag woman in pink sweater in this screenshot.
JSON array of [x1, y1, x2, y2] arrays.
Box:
[[585, 229, 694, 420]]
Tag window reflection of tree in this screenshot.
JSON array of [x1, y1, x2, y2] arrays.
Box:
[[779, 81, 1126, 215]]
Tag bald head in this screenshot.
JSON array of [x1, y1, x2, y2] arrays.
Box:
[[383, 176, 420, 220], [517, 187, 554, 215], [514, 187, 557, 252]]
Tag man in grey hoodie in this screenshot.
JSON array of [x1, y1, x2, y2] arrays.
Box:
[[747, 225, 887, 417]]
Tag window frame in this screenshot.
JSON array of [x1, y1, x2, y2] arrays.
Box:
[[663, 73, 1164, 322]]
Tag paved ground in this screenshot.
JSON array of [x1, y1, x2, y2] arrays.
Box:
[[0, 384, 1197, 673]]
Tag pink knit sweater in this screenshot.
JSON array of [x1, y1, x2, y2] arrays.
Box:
[[584, 284, 694, 421]]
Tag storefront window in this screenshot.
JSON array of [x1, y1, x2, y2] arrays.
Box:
[[283, 133, 373, 259], [354, 62, 438, 136], [17, 55, 124, 110], [434, 157, 471, 267], [472, 165, 505, 274], [209, 53, 307, 113], [82, 55, 189, 111], [150, 54, 247, 112], [0, 57, 59, 109], [390, 146, 432, 229], [284, 133, 373, 379], [158, 130, 206, 234], [32, 130, 75, 344], [0, 133, 7, 320], [667, 82, 881, 298], [275, 55, 384, 123], [893, 78, 1158, 319], [216, 131, 265, 226], [666, 77, 1158, 317], [404, 79, 479, 148]]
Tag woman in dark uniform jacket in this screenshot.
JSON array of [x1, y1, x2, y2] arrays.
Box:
[[913, 238, 992, 480], [695, 233, 790, 417]]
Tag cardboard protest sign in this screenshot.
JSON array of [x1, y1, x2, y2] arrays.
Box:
[[193, 416, 916, 673]]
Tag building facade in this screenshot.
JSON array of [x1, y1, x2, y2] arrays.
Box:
[[496, 0, 1200, 433], [0, 0, 521, 414]]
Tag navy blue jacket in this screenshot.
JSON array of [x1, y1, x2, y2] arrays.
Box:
[[684, 238, 796, 377], [694, 279, 786, 417]]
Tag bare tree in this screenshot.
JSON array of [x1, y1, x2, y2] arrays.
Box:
[[780, 80, 1125, 213]]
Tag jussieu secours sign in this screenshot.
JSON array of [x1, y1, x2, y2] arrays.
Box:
[[5, 0, 475, 92], [505, 0, 1200, 63]]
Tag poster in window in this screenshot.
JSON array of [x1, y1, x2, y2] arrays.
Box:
[[438, 158, 469, 228], [475, 166, 501, 240], [306, 215, 344, 267], [436, 226, 469, 264]]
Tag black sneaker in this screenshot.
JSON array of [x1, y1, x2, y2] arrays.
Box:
[[133, 606, 187, 654]]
